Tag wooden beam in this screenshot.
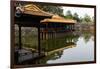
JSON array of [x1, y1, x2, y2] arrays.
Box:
[[38, 24, 41, 56]]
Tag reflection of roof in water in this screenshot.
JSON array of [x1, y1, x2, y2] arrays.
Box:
[[45, 45, 76, 56]]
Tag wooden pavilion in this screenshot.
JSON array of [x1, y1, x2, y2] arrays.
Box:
[[40, 15, 76, 40], [15, 4, 52, 51], [14, 4, 53, 64], [14, 3, 77, 64]]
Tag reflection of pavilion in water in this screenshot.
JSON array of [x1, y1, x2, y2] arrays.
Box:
[[34, 32, 79, 64], [14, 3, 78, 65], [40, 32, 78, 56]]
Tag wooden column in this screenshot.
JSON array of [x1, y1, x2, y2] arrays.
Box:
[[68, 25, 70, 30], [72, 25, 73, 30], [41, 32, 43, 40], [38, 23, 41, 55], [18, 25, 22, 49], [46, 24, 48, 40], [70, 25, 72, 30], [70, 25, 71, 30], [73, 25, 74, 30], [44, 24, 46, 40], [46, 24, 47, 40], [73, 24, 74, 30], [71, 25, 72, 31]]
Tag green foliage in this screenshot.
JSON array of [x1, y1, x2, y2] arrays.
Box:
[[73, 13, 80, 22], [37, 5, 64, 16], [92, 16, 94, 23], [15, 27, 38, 49], [64, 10, 73, 19], [82, 14, 92, 23], [64, 10, 93, 23]]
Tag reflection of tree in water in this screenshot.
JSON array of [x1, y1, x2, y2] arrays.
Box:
[[73, 30, 94, 43], [81, 31, 93, 43], [66, 33, 79, 43]]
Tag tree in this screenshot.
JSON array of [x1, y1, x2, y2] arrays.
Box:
[[92, 16, 94, 23], [73, 12, 80, 22], [37, 5, 64, 16], [64, 10, 73, 19], [83, 14, 92, 23], [79, 17, 83, 23]]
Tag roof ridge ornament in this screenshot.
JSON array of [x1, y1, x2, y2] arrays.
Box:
[[15, 3, 24, 17]]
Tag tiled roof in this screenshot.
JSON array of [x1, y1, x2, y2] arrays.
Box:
[[41, 15, 77, 24], [16, 4, 53, 17]]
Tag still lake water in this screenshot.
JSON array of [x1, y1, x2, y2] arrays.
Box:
[[16, 30, 94, 64], [38, 31, 94, 64]]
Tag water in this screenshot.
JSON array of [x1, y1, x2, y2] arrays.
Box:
[[15, 30, 94, 64], [38, 31, 94, 64]]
